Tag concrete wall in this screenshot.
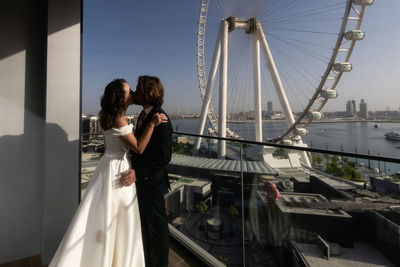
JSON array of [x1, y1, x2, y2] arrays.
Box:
[[0, 0, 81, 264], [41, 0, 81, 262], [371, 211, 400, 266]]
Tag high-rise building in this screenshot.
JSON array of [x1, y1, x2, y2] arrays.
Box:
[[126, 114, 137, 126], [346, 100, 353, 116], [346, 100, 356, 117], [82, 114, 90, 136], [267, 101, 273, 116], [89, 116, 101, 134], [359, 99, 368, 119]]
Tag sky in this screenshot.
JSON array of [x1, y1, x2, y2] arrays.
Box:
[[82, 0, 400, 115]]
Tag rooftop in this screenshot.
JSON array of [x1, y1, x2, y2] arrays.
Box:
[[294, 241, 396, 267], [260, 191, 352, 218], [170, 154, 277, 175]]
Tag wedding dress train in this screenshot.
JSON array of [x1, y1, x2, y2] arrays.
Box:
[[50, 124, 145, 267]]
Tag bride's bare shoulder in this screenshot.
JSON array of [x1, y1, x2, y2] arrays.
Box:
[[113, 116, 128, 128]]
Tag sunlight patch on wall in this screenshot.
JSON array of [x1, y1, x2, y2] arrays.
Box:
[[46, 23, 81, 142], [0, 50, 26, 136]]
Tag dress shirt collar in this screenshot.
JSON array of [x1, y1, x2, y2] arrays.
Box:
[[143, 106, 154, 116]]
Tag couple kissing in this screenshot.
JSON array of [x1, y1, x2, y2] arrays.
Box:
[[50, 76, 172, 267]]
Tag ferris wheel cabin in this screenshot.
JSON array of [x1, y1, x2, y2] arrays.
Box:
[[353, 0, 374, 6], [321, 89, 338, 99], [308, 111, 322, 120], [333, 62, 352, 72], [345, 30, 365, 41]]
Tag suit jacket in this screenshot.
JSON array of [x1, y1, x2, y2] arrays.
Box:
[[130, 107, 172, 196]]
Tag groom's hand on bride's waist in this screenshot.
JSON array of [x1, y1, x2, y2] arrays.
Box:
[[119, 169, 136, 187]]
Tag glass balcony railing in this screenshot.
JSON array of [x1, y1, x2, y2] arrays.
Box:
[[80, 131, 400, 267]]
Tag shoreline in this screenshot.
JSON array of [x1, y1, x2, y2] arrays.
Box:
[[171, 117, 400, 124], [224, 119, 400, 124]]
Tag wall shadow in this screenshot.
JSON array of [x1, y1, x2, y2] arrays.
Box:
[[0, 123, 79, 263], [0, 0, 81, 61]]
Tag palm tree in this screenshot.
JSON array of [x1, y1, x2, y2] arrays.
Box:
[[196, 201, 208, 230], [227, 205, 239, 235]]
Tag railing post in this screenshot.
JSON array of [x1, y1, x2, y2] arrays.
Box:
[[384, 161, 387, 174], [355, 146, 358, 164], [240, 142, 246, 266], [377, 153, 381, 173], [368, 150, 371, 169]]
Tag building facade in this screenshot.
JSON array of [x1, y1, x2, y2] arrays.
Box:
[[359, 99, 368, 119], [267, 101, 273, 116], [346, 100, 356, 117]]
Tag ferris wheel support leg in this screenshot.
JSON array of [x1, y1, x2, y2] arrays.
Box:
[[194, 23, 223, 154], [257, 23, 311, 166], [257, 23, 295, 125], [218, 20, 228, 159], [301, 149, 311, 167], [252, 34, 263, 142]]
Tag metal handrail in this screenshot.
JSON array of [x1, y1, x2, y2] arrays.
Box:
[[80, 131, 400, 164], [173, 131, 400, 164]]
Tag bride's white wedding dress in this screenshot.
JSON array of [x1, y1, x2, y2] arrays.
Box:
[[50, 124, 145, 267]]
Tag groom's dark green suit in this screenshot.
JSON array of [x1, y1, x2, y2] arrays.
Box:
[[130, 106, 172, 267]]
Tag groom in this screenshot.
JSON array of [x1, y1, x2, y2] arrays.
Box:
[[122, 75, 172, 267]]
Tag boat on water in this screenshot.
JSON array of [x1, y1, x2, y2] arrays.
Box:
[[385, 131, 400, 141], [374, 124, 379, 128]]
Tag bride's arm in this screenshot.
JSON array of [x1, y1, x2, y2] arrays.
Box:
[[118, 113, 168, 154]]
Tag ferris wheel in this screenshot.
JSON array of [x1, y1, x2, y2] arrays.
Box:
[[194, 0, 374, 158]]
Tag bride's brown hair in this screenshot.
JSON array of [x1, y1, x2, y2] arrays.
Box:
[[99, 79, 127, 131]]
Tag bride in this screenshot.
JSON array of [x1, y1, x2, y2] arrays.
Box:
[[49, 79, 168, 267]]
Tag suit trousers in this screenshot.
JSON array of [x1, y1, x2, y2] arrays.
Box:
[[137, 191, 169, 267]]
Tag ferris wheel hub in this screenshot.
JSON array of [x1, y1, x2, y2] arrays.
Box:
[[226, 17, 257, 33]]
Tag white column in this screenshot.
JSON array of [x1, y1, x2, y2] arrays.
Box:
[[194, 23, 223, 153], [218, 20, 228, 158], [257, 23, 295, 125], [42, 0, 81, 262], [252, 34, 262, 142]]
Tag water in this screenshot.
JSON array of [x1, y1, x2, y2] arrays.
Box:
[[172, 119, 400, 173]]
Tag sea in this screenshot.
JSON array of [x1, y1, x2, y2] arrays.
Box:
[[171, 119, 400, 174]]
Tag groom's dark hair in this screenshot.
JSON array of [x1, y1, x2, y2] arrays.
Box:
[[136, 75, 164, 107]]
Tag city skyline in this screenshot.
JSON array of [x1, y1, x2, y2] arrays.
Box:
[[83, 0, 400, 115], [82, 97, 397, 116]]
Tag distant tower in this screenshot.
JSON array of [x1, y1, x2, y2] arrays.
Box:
[[346, 100, 355, 117], [89, 116, 101, 134], [352, 100, 356, 115], [82, 114, 90, 136], [126, 115, 136, 125], [267, 101, 273, 116], [359, 99, 368, 119]]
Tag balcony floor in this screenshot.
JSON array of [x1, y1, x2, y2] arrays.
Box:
[[1, 238, 204, 267], [169, 238, 206, 267]]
